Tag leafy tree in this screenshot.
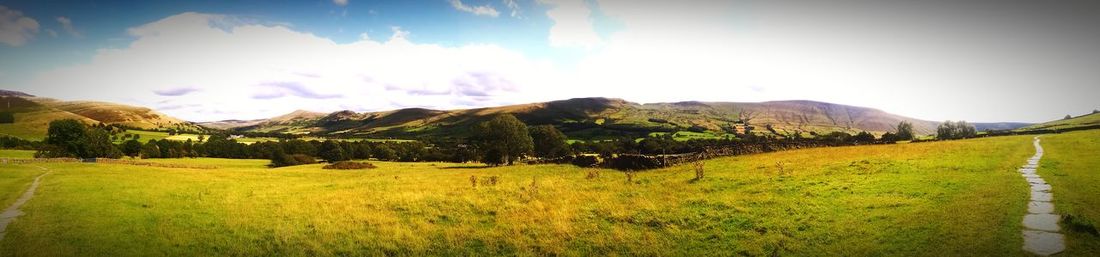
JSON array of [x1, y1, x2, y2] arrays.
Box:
[[937, 120, 977, 140], [853, 131, 875, 143], [1093, 109, 1099, 114], [317, 140, 348, 163], [529, 125, 571, 158], [1065, 115, 1073, 120], [140, 140, 161, 159], [268, 147, 299, 167], [121, 139, 143, 158], [82, 128, 122, 158], [880, 132, 898, 142], [371, 144, 397, 161], [42, 119, 87, 157], [0, 112, 14, 124], [896, 121, 914, 141], [470, 114, 533, 166]]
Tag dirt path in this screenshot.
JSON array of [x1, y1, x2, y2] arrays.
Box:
[[1020, 137, 1065, 256], [0, 166, 50, 241]]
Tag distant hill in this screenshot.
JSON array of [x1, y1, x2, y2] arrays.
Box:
[[1016, 112, 1100, 132], [207, 98, 992, 140], [0, 90, 199, 140]]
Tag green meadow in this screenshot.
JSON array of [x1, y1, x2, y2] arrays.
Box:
[[0, 132, 1097, 256]]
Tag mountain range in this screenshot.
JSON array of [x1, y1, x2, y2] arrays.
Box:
[[1, 90, 1035, 140]]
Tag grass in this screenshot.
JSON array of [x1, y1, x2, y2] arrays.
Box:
[[1018, 113, 1100, 131], [0, 150, 35, 159], [1035, 129, 1100, 256], [0, 135, 1058, 256], [0, 165, 43, 208]]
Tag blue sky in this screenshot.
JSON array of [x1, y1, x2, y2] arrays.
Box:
[[2, 0, 1099, 123], [0, 0, 601, 82]]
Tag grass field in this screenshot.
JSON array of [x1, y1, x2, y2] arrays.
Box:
[[0, 150, 34, 159], [1036, 129, 1100, 256], [0, 165, 43, 209], [0, 133, 1091, 256]]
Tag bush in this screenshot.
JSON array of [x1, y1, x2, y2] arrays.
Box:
[[571, 155, 600, 168], [322, 161, 377, 170], [291, 154, 316, 165]]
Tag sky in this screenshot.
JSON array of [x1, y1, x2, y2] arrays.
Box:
[[1, 0, 1099, 123]]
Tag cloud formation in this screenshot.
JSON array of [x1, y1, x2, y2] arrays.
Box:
[[502, 0, 521, 18], [538, 0, 601, 48], [0, 5, 40, 46], [56, 16, 80, 38], [153, 87, 201, 96], [18, 12, 554, 121], [333, 0, 348, 7], [450, 0, 499, 17]]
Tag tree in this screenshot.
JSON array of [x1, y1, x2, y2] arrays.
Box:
[[140, 140, 161, 159], [1065, 115, 1073, 120], [82, 128, 121, 158], [1093, 109, 1099, 114], [880, 132, 898, 142], [371, 144, 397, 161], [853, 131, 875, 143], [121, 139, 143, 158], [317, 140, 348, 163], [529, 125, 571, 158], [937, 120, 977, 140], [896, 121, 915, 141], [268, 147, 299, 167], [470, 114, 533, 166], [42, 119, 87, 158]]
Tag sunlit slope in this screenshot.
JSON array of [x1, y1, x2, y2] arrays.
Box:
[[222, 98, 973, 139], [0, 91, 198, 139]]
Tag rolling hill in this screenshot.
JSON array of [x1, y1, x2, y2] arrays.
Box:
[[204, 98, 1021, 140], [0, 90, 199, 140], [1016, 111, 1100, 132]]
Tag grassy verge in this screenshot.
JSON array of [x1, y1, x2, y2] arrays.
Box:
[[0, 135, 1038, 256], [1036, 129, 1100, 256], [0, 165, 44, 208]]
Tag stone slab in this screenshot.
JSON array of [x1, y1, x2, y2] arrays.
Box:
[[1029, 201, 1055, 214], [1023, 230, 1065, 256], [1023, 214, 1061, 232]]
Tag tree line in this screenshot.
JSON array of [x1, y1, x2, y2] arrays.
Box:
[[18, 117, 973, 169]]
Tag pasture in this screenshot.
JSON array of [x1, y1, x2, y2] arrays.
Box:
[[0, 132, 1096, 256]]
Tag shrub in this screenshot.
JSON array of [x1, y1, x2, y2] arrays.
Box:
[[1064, 214, 1099, 236], [291, 154, 316, 165], [322, 161, 377, 170], [571, 155, 600, 168]]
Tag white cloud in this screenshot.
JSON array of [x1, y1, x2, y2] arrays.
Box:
[[56, 16, 81, 38], [502, 0, 521, 18], [0, 5, 40, 46], [333, 0, 349, 7], [18, 12, 557, 121], [538, 0, 601, 48], [450, 0, 499, 17]]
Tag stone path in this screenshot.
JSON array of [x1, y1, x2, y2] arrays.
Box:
[[0, 166, 49, 241], [1020, 137, 1065, 256]]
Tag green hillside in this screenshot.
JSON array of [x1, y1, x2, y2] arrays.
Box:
[[1017, 112, 1100, 132], [0, 92, 200, 140], [209, 98, 949, 140]]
